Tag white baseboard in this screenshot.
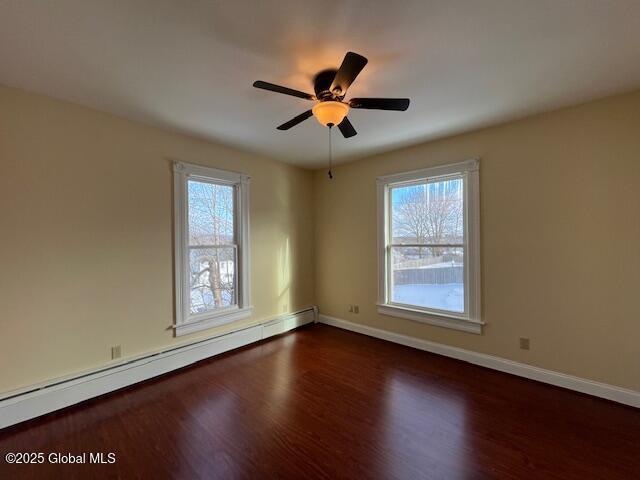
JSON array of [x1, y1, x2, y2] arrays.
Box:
[[319, 314, 640, 409], [0, 308, 316, 430]]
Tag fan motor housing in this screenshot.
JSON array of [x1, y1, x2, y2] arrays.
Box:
[[313, 69, 340, 101]]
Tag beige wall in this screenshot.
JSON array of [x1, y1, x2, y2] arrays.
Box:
[[2, 85, 639, 396], [314, 89, 640, 391], [0, 86, 315, 394]]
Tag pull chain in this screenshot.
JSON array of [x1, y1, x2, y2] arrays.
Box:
[[327, 124, 333, 179]]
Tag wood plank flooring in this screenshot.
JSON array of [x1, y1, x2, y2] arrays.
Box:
[[0, 324, 638, 479]]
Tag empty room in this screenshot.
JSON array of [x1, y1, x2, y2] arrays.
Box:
[[1, 1, 639, 478]]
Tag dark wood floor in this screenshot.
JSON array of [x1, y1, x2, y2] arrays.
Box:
[[1, 324, 638, 479]]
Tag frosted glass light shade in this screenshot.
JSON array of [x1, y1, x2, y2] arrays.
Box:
[[312, 101, 349, 126]]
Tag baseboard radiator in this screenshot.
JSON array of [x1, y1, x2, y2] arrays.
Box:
[[0, 307, 317, 430]]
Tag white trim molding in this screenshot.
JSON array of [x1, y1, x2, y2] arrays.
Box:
[[376, 159, 482, 333], [376, 304, 483, 334], [173, 161, 252, 336], [0, 308, 316, 430], [173, 306, 253, 336], [319, 315, 640, 409]]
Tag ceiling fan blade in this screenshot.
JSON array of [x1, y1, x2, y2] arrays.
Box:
[[277, 110, 313, 130], [337, 117, 357, 138], [330, 52, 368, 96], [349, 98, 410, 111], [253, 81, 315, 100]]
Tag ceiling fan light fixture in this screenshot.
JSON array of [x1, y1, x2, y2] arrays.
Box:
[[253, 51, 410, 137], [312, 101, 349, 127]]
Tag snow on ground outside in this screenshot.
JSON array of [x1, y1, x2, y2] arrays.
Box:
[[392, 283, 464, 313]]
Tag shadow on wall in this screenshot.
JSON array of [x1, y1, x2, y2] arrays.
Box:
[[250, 162, 313, 317], [277, 236, 292, 313]]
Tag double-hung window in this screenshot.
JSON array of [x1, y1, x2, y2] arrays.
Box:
[[377, 159, 482, 333], [173, 161, 251, 336]]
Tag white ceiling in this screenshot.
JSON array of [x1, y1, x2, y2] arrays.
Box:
[[2, 1, 640, 168]]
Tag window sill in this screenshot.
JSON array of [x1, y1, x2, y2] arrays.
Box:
[[175, 307, 253, 337], [377, 304, 483, 334]]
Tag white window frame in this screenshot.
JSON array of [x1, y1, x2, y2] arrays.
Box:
[[173, 161, 251, 336], [376, 159, 482, 334]]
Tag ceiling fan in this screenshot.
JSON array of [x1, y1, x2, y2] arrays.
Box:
[[253, 52, 410, 138]]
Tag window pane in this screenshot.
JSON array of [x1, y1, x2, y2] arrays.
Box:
[[188, 180, 234, 246], [390, 246, 464, 313], [391, 178, 463, 245], [189, 246, 236, 314]]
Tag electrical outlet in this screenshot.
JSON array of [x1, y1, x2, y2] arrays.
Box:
[[111, 345, 122, 360], [519, 338, 530, 350], [282, 304, 288, 313], [353, 305, 359, 314], [348, 305, 354, 313]]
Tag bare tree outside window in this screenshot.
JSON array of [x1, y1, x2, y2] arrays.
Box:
[[187, 180, 236, 314], [392, 179, 463, 246]]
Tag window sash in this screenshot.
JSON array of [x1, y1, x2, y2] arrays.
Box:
[[187, 179, 237, 247], [385, 173, 469, 318], [386, 245, 467, 316], [188, 244, 239, 315], [387, 174, 465, 245], [186, 180, 239, 316]]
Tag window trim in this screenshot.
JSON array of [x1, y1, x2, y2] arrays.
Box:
[[173, 161, 251, 336], [376, 159, 482, 334]]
